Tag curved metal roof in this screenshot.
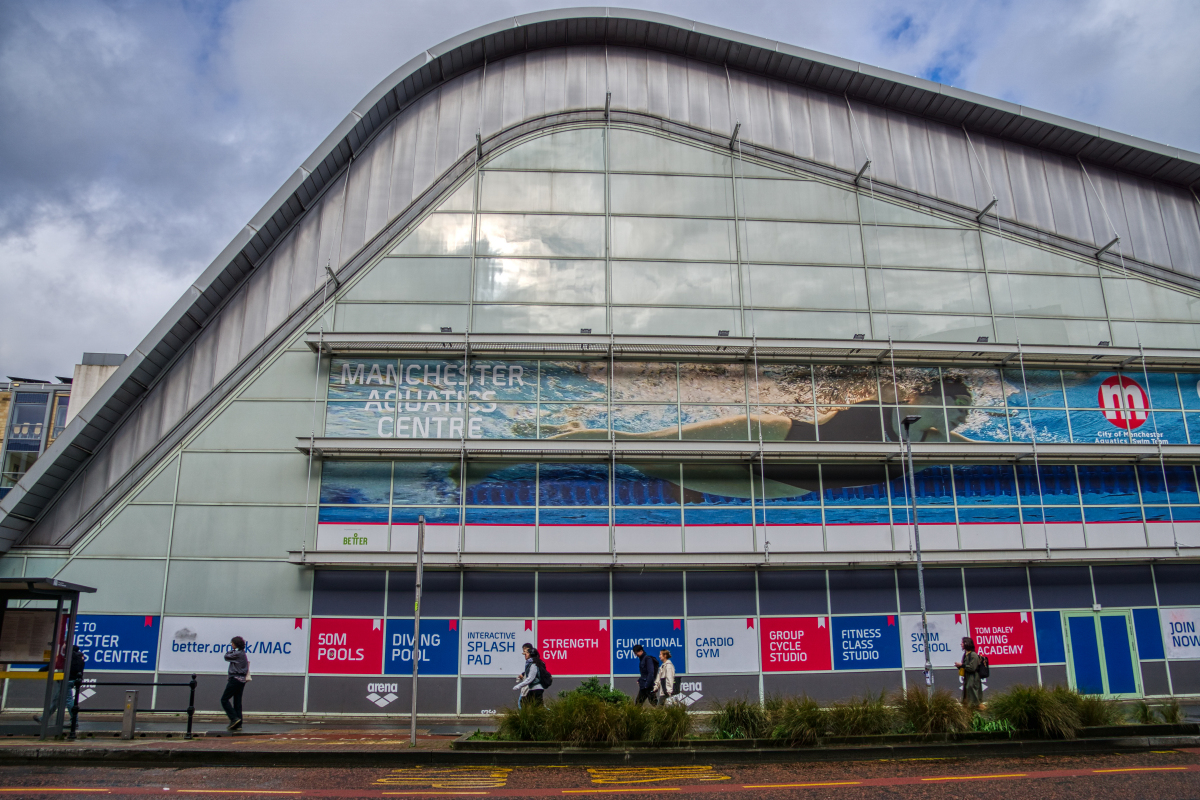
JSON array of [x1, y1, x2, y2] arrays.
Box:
[[3, 6, 1198, 550]]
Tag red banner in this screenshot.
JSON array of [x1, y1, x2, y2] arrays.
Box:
[[969, 612, 1037, 665], [538, 619, 610, 676], [759, 617, 832, 672], [308, 618, 384, 674]]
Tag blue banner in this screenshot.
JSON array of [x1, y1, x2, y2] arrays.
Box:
[[383, 618, 459, 675], [73, 615, 159, 672], [831, 615, 901, 670], [613, 619, 687, 675]]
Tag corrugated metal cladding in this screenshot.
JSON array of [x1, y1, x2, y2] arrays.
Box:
[[12, 43, 1200, 551]]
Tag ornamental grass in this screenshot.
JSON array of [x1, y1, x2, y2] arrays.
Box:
[[894, 687, 971, 735]]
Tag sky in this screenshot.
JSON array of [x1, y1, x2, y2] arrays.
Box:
[[1, 0, 1198, 381]]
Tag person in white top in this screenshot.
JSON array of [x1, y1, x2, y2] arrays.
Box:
[[513, 643, 545, 707], [654, 649, 677, 703]]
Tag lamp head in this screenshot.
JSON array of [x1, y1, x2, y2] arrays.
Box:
[[901, 415, 922, 428]]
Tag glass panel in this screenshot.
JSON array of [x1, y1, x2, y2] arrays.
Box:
[[325, 401, 392, 437], [612, 362, 678, 402], [613, 405, 679, 437], [680, 406, 750, 440], [817, 405, 883, 441], [538, 404, 609, 439], [613, 463, 682, 505], [436, 181, 474, 212], [345, 257, 471, 302], [391, 213, 473, 256], [334, 303, 469, 333], [1010, 409, 1071, 442], [539, 362, 608, 401], [755, 364, 814, 405], [476, 214, 604, 258], [740, 179, 858, 222], [982, 233, 1099, 276], [679, 364, 746, 402], [883, 406, 948, 442], [609, 174, 734, 217], [486, 128, 605, 171], [463, 463, 536, 505], [1017, 465, 1079, 504], [538, 463, 609, 505], [751, 406, 815, 441], [1003, 369, 1065, 407], [743, 265, 868, 310], [1078, 465, 1140, 504], [1110, 320, 1200, 350], [1103, 273, 1200, 322], [953, 465, 1017, 505], [472, 304, 608, 334], [611, 217, 736, 261], [862, 226, 983, 270], [1137, 465, 1200, 504], [392, 462, 460, 505], [814, 366, 878, 405], [989, 273, 1105, 317], [873, 313, 994, 343], [611, 261, 739, 306], [994, 316, 1112, 347], [328, 358, 398, 399], [741, 221, 863, 265], [474, 258, 606, 304], [748, 309, 870, 339], [609, 129, 730, 175], [319, 461, 391, 504], [868, 268, 991, 315], [612, 306, 742, 337], [859, 196, 963, 227], [478, 171, 604, 213]]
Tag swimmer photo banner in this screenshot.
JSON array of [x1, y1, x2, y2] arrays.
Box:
[[307, 618, 383, 675], [613, 619, 687, 675], [968, 612, 1037, 665], [460, 619, 532, 675], [74, 614, 159, 672], [383, 618, 459, 675], [539, 619, 611, 676], [1161, 608, 1200, 660], [900, 613, 968, 669], [760, 616, 832, 672], [159, 616, 308, 674], [831, 615, 902, 670], [687, 618, 760, 674]]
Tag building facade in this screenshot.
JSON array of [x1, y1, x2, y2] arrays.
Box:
[[3, 10, 1200, 716]]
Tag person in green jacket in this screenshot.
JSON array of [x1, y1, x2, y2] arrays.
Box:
[[956, 637, 983, 708]]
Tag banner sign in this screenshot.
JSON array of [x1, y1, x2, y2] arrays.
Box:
[[687, 618, 760, 674], [74, 615, 159, 672], [760, 617, 832, 672], [901, 613, 968, 669], [613, 619, 686, 675], [460, 619, 532, 675], [539, 619, 610, 676], [969, 612, 1037, 665], [159, 617, 308, 674], [1162, 608, 1200, 660], [308, 618, 384, 675], [832, 615, 902, 670], [0, 609, 57, 663], [383, 618, 459, 675]]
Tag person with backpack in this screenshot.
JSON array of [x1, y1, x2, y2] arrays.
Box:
[[654, 649, 677, 705], [221, 636, 250, 731], [514, 643, 548, 707], [632, 645, 660, 706], [956, 636, 985, 708]]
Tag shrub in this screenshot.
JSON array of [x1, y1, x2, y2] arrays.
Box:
[[645, 702, 693, 743], [769, 695, 827, 746], [497, 701, 550, 741], [1157, 697, 1184, 724], [545, 692, 628, 744], [895, 688, 971, 735], [560, 676, 629, 704], [827, 691, 898, 736], [971, 712, 1016, 736], [1056, 689, 1122, 727], [709, 697, 771, 740], [986, 685, 1080, 739]]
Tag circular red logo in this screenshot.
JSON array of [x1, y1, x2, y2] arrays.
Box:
[[1097, 375, 1149, 430]]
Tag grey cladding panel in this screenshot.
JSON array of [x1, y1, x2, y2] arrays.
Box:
[[1004, 143, 1056, 232], [1119, 175, 1173, 267]]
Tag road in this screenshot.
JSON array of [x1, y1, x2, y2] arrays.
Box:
[[2, 749, 1199, 799]]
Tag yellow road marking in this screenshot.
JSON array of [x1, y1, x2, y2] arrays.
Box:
[[922, 773, 1027, 781], [178, 792, 300, 795], [744, 782, 861, 788], [587, 767, 729, 785], [0, 792, 108, 794], [565, 790, 681, 794], [1093, 767, 1190, 773], [376, 767, 512, 789], [381, 794, 491, 796]]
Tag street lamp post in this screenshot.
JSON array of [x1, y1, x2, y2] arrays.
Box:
[[901, 415, 933, 696]]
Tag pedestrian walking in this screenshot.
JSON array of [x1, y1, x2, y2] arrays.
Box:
[[37, 645, 85, 724], [654, 649, 677, 705], [955, 636, 983, 708], [632, 645, 660, 706], [221, 636, 249, 731], [513, 643, 546, 707]]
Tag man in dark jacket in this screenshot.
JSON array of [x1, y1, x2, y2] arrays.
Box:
[[632, 645, 659, 706], [38, 645, 85, 724], [221, 637, 249, 731]]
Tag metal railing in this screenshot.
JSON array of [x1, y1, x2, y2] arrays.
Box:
[[67, 674, 197, 740]]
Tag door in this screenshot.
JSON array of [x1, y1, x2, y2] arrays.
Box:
[[1064, 611, 1141, 698]]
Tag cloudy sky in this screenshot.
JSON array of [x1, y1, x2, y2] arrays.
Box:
[[1, 0, 1197, 381]]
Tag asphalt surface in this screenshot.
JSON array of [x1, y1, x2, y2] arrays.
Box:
[[1, 748, 1198, 798]]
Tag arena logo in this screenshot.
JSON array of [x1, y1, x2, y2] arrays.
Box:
[[1098, 375, 1149, 430], [674, 681, 704, 707], [366, 682, 400, 708]]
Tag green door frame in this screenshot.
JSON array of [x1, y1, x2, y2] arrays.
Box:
[[1063, 610, 1142, 699]]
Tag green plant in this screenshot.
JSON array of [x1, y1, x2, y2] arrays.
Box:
[[827, 691, 898, 737], [971, 712, 1016, 736], [709, 697, 770, 740], [644, 702, 693, 743], [497, 702, 551, 741], [769, 695, 828, 746], [895, 688, 971, 735], [544, 692, 628, 744], [1157, 697, 1183, 724], [559, 676, 629, 704], [1054, 688, 1122, 727], [1131, 699, 1156, 725], [986, 685, 1080, 739]]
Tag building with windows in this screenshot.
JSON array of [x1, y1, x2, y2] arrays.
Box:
[[2, 9, 1200, 715]]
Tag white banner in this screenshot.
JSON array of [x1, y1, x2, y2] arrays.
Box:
[[315, 523, 388, 551], [460, 619, 532, 675], [687, 618, 760, 674], [1162, 607, 1200, 660], [901, 613, 968, 668], [158, 617, 308, 674]]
